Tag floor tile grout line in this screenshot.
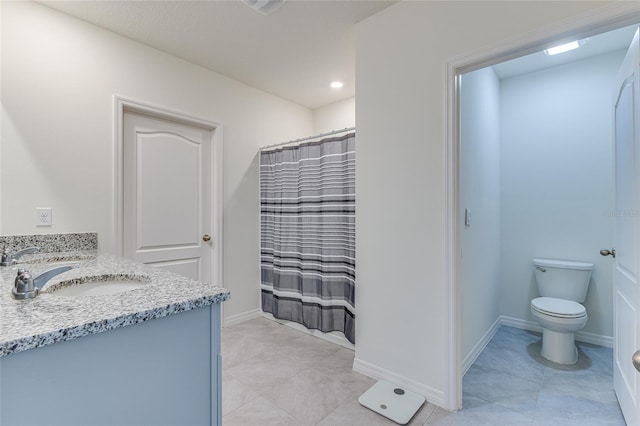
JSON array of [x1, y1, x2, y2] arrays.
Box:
[[465, 362, 546, 390], [421, 404, 443, 425], [221, 393, 261, 422], [529, 386, 542, 425]]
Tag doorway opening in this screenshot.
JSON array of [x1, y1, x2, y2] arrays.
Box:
[[445, 4, 640, 419]]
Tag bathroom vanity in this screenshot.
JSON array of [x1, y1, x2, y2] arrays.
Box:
[[0, 233, 229, 426]]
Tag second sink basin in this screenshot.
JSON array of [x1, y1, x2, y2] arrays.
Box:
[[46, 274, 151, 297]]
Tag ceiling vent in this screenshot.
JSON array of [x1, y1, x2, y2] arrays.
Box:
[[240, 0, 286, 16]]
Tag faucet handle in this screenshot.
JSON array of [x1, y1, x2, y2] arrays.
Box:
[[15, 268, 31, 281], [1, 247, 10, 266], [12, 266, 72, 300], [13, 269, 36, 300]]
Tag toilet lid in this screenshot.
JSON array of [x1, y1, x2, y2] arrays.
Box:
[[531, 297, 586, 318]]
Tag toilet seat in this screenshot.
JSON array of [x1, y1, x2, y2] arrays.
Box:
[[531, 297, 586, 319]]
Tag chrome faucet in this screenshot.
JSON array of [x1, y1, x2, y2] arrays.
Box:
[[12, 266, 72, 300], [1, 246, 40, 266]]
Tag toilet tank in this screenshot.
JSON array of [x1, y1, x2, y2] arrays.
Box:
[[532, 258, 594, 303]]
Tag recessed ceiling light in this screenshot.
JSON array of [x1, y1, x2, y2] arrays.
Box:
[[330, 81, 344, 89], [544, 39, 587, 56], [239, 0, 286, 16]]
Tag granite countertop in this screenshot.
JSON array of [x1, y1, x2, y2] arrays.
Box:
[[0, 251, 230, 357]]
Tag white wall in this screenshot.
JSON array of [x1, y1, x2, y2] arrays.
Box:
[[460, 67, 501, 363], [355, 0, 619, 407], [313, 97, 355, 134], [500, 50, 625, 338], [0, 1, 313, 319]]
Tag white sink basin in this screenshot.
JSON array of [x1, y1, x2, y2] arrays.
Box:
[[47, 275, 150, 297]]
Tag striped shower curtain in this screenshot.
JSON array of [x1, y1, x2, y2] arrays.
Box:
[[260, 132, 355, 343]]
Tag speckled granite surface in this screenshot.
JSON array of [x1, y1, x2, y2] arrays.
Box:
[[0, 252, 230, 357], [0, 232, 98, 253]]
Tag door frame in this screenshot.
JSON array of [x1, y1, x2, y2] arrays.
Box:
[[444, 4, 640, 411], [113, 95, 224, 290]]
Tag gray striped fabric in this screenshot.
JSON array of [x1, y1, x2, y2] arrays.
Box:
[[260, 132, 355, 343]]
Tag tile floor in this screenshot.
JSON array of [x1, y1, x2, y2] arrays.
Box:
[[446, 326, 624, 426], [221, 319, 624, 425]]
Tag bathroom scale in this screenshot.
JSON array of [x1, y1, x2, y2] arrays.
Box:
[[358, 380, 426, 425]]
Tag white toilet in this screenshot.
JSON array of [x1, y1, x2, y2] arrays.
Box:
[[530, 258, 593, 364]]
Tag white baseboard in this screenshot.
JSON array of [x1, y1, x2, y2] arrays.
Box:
[[576, 329, 614, 348], [499, 315, 542, 334], [499, 315, 613, 348], [462, 316, 501, 375], [261, 312, 355, 350], [353, 357, 445, 408], [223, 308, 261, 327]]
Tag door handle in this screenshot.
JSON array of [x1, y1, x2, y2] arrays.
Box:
[[203, 234, 212, 242], [600, 248, 616, 258], [633, 351, 640, 373]]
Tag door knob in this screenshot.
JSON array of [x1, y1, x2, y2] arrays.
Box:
[[600, 248, 616, 258], [633, 350, 640, 373], [202, 234, 211, 242]]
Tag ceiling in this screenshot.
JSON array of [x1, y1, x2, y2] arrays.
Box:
[[40, 0, 395, 110], [493, 24, 638, 79], [36, 2, 639, 108]]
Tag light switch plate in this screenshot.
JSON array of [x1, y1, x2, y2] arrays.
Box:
[[36, 208, 52, 226]]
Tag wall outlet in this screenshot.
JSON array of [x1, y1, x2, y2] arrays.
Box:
[[36, 208, 52, 226]]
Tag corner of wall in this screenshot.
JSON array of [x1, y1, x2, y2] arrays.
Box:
[[352, 357, 446, 408], [312, 97, 355, 134]]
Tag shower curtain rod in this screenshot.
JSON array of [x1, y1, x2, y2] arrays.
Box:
[[259, 126, 355, 151]]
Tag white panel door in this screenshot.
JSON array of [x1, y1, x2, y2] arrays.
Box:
[[123, 111, 212, 283], [613, 28, 640, 426]]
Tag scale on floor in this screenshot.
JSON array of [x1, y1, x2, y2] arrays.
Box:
[[358, 380, 426, 425]]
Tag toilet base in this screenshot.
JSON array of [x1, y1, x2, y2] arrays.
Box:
[[541, 329, 578, 364]]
